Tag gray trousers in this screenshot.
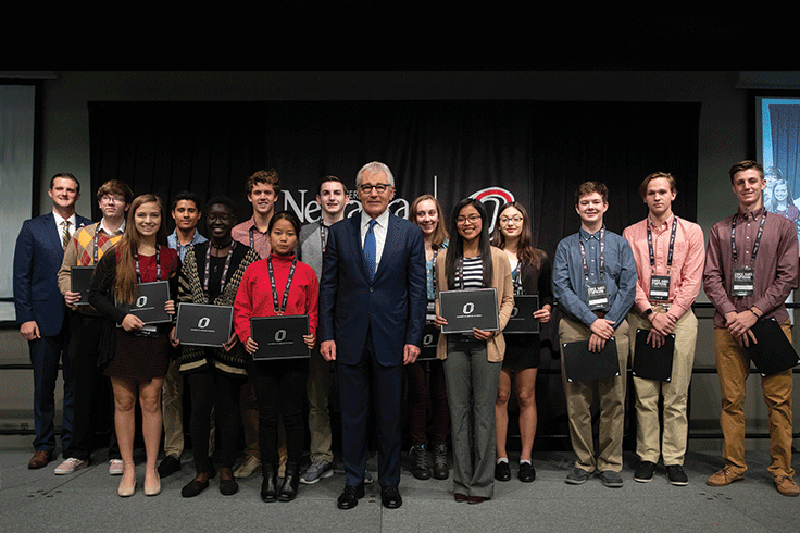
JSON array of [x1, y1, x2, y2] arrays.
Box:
[[443, 336, 502, 498]]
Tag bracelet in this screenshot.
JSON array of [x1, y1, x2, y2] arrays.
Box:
[[749, 308, 761, 319]]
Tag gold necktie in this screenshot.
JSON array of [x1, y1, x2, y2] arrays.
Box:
[[62, 220, 71, 249]]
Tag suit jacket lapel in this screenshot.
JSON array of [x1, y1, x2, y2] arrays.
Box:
[[373, 213, 395, 281], [350, 215, 370, 282], [44, 212, 63, 250]]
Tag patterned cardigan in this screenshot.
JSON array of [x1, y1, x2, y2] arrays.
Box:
[[176, 242, 260, 376]]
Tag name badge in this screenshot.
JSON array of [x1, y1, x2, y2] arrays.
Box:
[[587, 282, 609, 310], [649, 275, 671, 301], [733, 268, 754, 297]]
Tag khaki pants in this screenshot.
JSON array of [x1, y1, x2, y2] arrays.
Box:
[[307, 346, 334, 463], [162, 359, 185, 458], [559, 317, 629, 473], [627, 310, 697, 466], [714, 324, 795, 477]]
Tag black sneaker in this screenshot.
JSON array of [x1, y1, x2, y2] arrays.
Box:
[[495, 460, 511, 482], [565, 467, 591, 485], [599, 470, 624, 488], [665, 465, 689, 486], [634, 460, 656, 483], [158, 455, 181, 477]]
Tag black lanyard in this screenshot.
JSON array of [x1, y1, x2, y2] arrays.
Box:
[[647, 216, 678, 275], [203, 242, 235, 295], [134, 247, 161, 283], [320, 222, 329, 254], [731, 211, 766, 268], [92, 232, 100, 264], [578, 227, 604, 283], [267, 255, 297, 315], [512, 259, 524, 296]]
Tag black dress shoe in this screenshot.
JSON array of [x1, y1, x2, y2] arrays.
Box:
[[337, 483, 365, 509], [495, 461, 511, 481], [158, 455, 181, 477], [182, 478, 209, 497], [278, 463, 300, 502], [381, 485, 402, 509], [220, 478, 239, 496], [518, 462, 536, 483], [261, 467, 278, 503]]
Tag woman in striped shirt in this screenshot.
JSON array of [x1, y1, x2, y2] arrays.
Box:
[[433, 198, 514, 504]]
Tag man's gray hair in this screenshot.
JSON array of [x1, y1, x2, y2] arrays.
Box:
[[356, 161, 395, 188]]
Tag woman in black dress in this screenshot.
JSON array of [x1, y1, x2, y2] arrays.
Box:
[[89, 194, 179, 497], [491, 201, 552, 483]]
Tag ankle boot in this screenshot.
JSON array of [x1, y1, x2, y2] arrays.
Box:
[[433, 443, 449, 480], [279, 462, 300, 502], [411, 444, 431, 480], [261, 464, 278, 503]]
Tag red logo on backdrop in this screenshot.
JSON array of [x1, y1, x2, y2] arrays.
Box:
[[470, 187, 515, 233]]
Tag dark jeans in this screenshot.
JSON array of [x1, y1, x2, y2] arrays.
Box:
[[187, 363, 242, 473], [65, 312, 119, 461], [248, 357, 308, 468], [406, 359, 450, 446]]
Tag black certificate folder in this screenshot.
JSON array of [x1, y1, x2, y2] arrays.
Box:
[[562, 337, 620, 383], [71, 265, 96, 306], [418, 322, 440, 361], [746, 318, 800, 376], [633, 329, 675, 382], [251, 315, 311, 361], [439, 288, 499, 334], [175, 303, 233, 347], [116, 281, 171, 324], [504, 295, 540, 334]]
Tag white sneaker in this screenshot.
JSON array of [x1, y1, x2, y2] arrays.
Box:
[[109, 459, 125, 475], [54, 458, 87, 474], [233, 455, 262, 479]]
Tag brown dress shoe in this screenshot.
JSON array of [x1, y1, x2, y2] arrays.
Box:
[[774, 475, 799, 497], [706, 466, 744, 487], [28, 450, 52, 469]]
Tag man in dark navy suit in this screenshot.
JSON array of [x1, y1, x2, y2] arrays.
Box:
[[13, 173, 91, 469], [320, 161, 426, 509]]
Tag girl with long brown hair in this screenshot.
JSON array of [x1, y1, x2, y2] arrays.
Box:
[[89, 194, 179, 497]]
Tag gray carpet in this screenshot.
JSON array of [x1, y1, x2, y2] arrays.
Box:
[[1, 447, 798, 533]]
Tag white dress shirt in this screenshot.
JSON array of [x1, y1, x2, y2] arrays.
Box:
[[360, 209, 390, 267]]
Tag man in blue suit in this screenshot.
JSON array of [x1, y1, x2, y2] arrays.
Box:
[[13, 173, 91, 469], [320, 161, 426, 509]]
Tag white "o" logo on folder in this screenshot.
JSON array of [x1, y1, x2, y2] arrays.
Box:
[[463, 302, 474, 314], [136, 296, 148, 308], [275, 330, 287, 342], [198, 318, 210, 328]]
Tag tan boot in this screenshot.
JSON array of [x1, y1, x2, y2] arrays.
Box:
[[774, 475, 799, 497], [706, 466, 744, 487]]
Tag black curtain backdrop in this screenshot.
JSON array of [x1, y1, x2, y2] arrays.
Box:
[[89, 100, 700, 260], [88, 99, 700, 448]]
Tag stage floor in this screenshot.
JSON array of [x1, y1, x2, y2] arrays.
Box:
[[1, 442, 798, 533]]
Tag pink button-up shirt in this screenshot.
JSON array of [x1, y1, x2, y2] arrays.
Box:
[[231, 216, 271, 259], [622, 213, 705, 321]]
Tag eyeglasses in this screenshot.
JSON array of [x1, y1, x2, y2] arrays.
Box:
[[359, 183, 391, 194], [100, 195, 125, 204], [498, 215, 523, 225], [456, 215, 481, 225]]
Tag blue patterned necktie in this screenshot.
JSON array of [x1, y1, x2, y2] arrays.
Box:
[[364, 219, 377, 281]]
